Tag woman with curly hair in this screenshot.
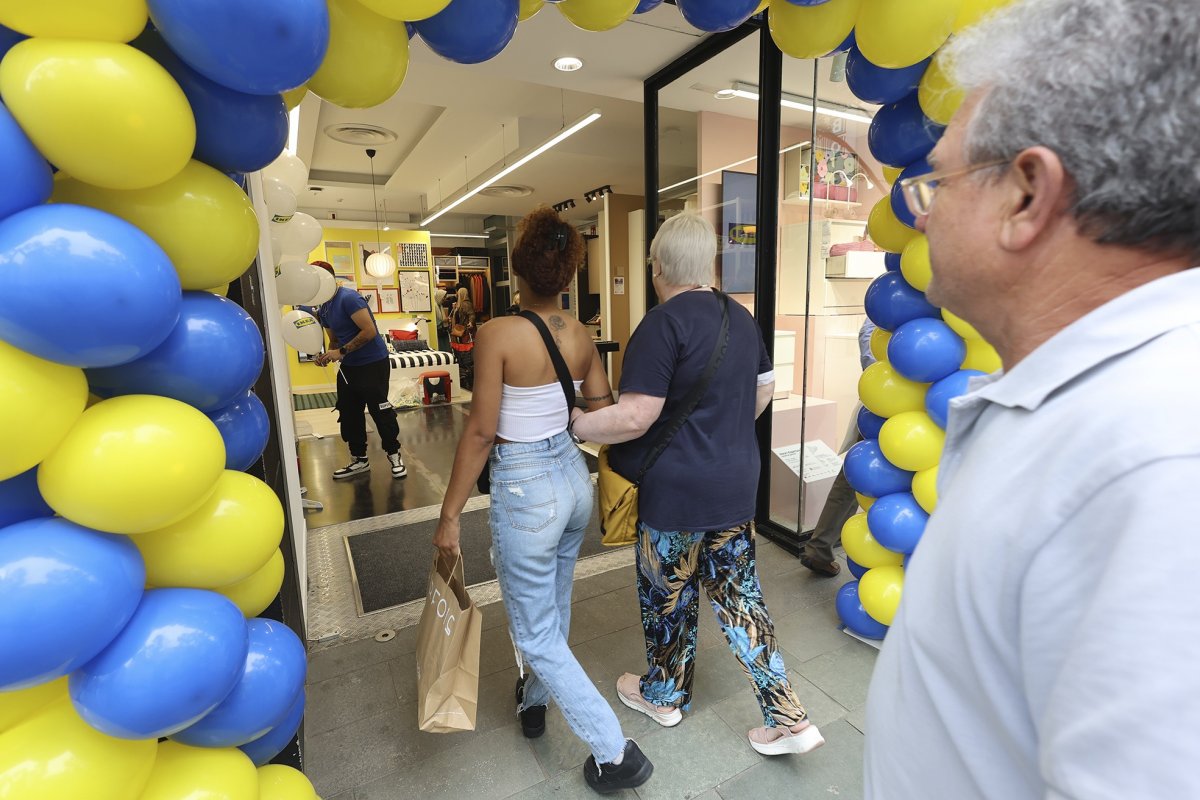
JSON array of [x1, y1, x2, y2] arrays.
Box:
[[434, 207, 652, 794]]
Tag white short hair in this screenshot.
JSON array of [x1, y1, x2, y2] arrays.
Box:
[[649, 213, 717, 287]]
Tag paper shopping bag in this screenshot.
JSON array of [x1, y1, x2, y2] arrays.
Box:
[[415, 553, 482, 733]]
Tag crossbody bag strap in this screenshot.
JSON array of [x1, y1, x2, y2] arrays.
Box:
[[518, 311, 577, 411], [634, 291, 730, 484]]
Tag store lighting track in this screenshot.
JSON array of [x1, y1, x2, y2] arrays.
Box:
[[427, 232, 490, 239], [658, 140, 811, 194], [729, 82, 874, 124], [421, 109, 603, 226]]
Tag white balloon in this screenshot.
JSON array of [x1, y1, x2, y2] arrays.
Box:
[[276, 259, 322, 305], [281, 309, 325, 353], [309, 266, 337, 304], [269, 229, 284, 267], [263, 176, 297, 224], [280, 212, 323, 257], [263, 153, 309, 196]]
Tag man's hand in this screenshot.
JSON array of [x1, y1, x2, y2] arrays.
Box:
[[314, 350, 343, 367]]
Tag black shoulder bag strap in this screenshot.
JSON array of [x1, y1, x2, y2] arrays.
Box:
[[634, 291, 730, 485], [518, 311, 577, 412]]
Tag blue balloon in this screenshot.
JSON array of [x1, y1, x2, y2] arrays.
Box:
[[171, 618, 306, 747], [925, 368, 986, 428], [634, 0, 664, 11], [846, 46, 930, 106], [843, 439, 913, 498], [70, 588, 249, 739], [0, 467, 53, 530], [845, 557, 868, 580], [414, 0, 518, 65], [88, 292, 265, 413], [147, 0, 329, 95], [857, 405, 886, 440], [0, 204, 181, 368], [868, 93, 944, 169], [677, 0, 760, 32], [864, 271, 939, 332], [0, 24, 25, 61], [226, 171, 247, 188], [887, 317, 966, 383], [867, 493, 928, 554], [404, 21, 417, 39], [890, 157, 931, 228], [826, 28, 855, 55], [884, 252, 901, 272], [208, 391, 271, 471], [133, 30, 288, 174], [0, 102, 52, 222], [0, 518, 144, 691], [239, 689, 305, 766], [835, 581, 888, 639]]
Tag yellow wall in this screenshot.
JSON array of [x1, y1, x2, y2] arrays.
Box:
[[287, 228, 437, 391]]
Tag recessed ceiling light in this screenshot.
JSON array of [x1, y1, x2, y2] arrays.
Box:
[[714, 88, 737, 100], [554, 56, 583, 72]]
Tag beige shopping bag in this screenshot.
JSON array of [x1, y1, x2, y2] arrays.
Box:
[[415, 552, 482, 733]]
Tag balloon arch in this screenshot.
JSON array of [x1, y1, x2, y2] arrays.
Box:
[[0, 0, 1009, 795]]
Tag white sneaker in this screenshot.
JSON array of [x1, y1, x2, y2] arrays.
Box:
[[388, 452, 407, 479], [332, 457, 369, 480], [615, 673, 682, 727]]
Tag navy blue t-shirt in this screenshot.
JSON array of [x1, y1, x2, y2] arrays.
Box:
[[316, 287, 388, 366], [608, 290, 772, 532]]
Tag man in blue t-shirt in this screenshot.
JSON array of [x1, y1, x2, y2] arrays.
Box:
[[309, 262, 405, 480]]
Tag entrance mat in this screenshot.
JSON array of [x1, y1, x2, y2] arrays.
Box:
[[294, 391, 338, 411], [346, 502, 615, 615]]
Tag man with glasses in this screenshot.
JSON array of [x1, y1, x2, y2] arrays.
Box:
[[865, 1, 1200, 798]]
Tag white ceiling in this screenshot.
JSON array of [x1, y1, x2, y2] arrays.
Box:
[[294, 4, 878, 233]]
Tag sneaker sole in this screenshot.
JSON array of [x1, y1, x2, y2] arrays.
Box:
[[748, 725, 825, 756], [392, 471, 407, 479], [617, 691, 682, 727], [332, 470, 369, 480]]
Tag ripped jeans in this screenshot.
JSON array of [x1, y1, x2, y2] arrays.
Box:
[[488, 431, 626, 763]]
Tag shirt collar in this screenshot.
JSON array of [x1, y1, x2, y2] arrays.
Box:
[[974, 268, 1200, 411]]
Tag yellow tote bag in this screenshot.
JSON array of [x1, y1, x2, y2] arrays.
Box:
[[597, 445, 639, 547]]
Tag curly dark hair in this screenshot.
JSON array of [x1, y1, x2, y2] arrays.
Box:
[[511, 206, 585, 296]]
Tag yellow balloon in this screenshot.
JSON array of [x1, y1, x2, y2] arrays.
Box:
[[138, 742, 257, 800], [859, 565, 905, 625], [38, 396, 225, 534], [868, 327, 891, 363], [768, 0, 861, 59], [900, 235, 932, 292], [214, 549, 285, 618], [0, 0, 147, 42], [912, 465, 938, 514], [858, 360, 928, 418], [918, 51, 965, 126], [855, 492, 876, 512], [942, 308, 982, 340], [841, 513, 904, 569], [281, 85, 308, 111], [309, 0, 410, 109], [355, 0, 452, 20], [867, 195, 919, 253], [955, 0, 1013, 32], [879, 410, 944, 472], [557, 0, 638, 31], [961, 337, 1002, 373], [258, 765, 319, 800], [0, 340, 88, 481], [0, 678, 67, 735], [0, 696, 156, 800], [882, 165, 904, 185], [856, 0, 957, 69], [755, 0, 769, 13], [135, 471, 284, 589], [53, 160, 259, 291], [519, 0, 545, 21], [206, 283, 231, 297], [0, 40, 194, 191]]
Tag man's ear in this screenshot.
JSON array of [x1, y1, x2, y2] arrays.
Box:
[[998, 146, 1069, 252]]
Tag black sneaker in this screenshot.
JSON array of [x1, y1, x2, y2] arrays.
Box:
[[332, 457, 369, 480], [583, 739, 653, 794], [515, 676, 546, 739]]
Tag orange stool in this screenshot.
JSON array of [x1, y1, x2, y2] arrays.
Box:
[[420, 370, 452, 404]]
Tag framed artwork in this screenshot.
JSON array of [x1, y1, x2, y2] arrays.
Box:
[[398, 270, 433, 312], [378, 288, 400, 313], [359, 287, 380, 312], [325, 241, 354, 276]]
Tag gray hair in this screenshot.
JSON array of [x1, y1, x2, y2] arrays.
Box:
[[943, 0, 1200, 259], [649, 213, 717, 287]]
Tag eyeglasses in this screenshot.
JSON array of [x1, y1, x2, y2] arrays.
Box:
[[899, 159, 1009, 218]]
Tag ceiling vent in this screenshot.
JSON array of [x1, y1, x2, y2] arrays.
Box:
[[324, 123, 398, 146], [478, 184, 533, 198]]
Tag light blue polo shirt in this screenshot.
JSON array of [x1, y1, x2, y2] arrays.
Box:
[[865, 267, 1200, 799]]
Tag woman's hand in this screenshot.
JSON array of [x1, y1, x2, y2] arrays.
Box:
[[433, 516, 461, 560]]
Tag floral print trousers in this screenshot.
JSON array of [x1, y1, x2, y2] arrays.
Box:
[[635, 521, 808, 728]]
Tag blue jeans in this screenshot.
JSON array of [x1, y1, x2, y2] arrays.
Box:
[[488, 431, 626, 763]]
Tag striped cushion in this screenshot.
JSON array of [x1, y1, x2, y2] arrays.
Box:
[[389, 351, 455, 370]]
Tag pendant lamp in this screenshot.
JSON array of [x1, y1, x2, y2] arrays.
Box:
[[364, 148, 396, 281]]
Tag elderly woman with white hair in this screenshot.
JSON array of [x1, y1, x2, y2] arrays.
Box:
[[569, 212, 824, 757]]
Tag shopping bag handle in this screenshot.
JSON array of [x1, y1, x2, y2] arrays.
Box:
[[432, 550, 469, 604]]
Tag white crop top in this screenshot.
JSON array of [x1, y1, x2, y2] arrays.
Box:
[[496, 380, 584, 442]]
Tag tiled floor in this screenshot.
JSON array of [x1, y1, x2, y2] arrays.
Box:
[[304, 541, 873, 799]]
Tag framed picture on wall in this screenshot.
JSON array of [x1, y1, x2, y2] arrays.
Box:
[[398, 270, 432, 312], [359, 287, 380, 312], [378, 288, 400, 313], [325, 241, 354, 276]]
